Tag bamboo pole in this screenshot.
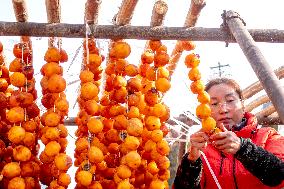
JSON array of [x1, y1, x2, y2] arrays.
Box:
[[2, 22, 284, 42], [225, 10, 284, 123], [244, 95, 270, 112], [168, 0, 206, 77], [115, 0, 139, 25], [257, 116, 281, 125], [85, 0, 101, 24], [242, 66, 284, 99]]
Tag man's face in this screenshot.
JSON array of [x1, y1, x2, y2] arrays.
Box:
[[207, 84, 244, 130]]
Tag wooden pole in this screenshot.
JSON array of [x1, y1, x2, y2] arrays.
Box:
[[225, 10, 284, 123], [242, 66, 284, 99], [245, 95, 270, 112], [151, 0, 168, 27], [12, 0, 28, 22], [2, 22, 284, 42], [85, 0, 101, 24], [168, 0, 206, 77], [115, 0, 139, 25], [45, 0, 61, 47]]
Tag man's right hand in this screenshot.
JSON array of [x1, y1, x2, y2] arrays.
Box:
[[187, 130, 209, 161]]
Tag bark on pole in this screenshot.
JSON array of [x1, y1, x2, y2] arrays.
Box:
[[242, 66, 284, 99], [85, 0, 101, 24], [150, 0, 168, 27], [2, 22, 284, 42], [168, 0, 206, 78], [225, 10, 284, 123]]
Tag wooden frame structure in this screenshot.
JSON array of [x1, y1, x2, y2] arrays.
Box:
[[3, 0, 284, 125]]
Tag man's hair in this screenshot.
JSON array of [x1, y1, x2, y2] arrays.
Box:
[[205, 78, 243, 100]]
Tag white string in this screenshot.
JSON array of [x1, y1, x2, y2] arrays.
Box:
[[200, 151, 222, 189]]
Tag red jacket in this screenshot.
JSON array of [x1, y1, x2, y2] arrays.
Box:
[[174, 112, 284, 189]]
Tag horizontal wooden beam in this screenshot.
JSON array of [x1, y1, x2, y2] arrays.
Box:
[[1, 21, 284, 42]]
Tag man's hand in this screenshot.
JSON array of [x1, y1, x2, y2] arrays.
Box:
[[188, 131, 209, 161], [210, 124, 241, 154]]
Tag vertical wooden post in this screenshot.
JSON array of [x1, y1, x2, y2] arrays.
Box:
[[225, 10, 284, 123]]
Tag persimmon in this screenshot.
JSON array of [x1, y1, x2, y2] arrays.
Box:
[[2, 162, 21, 178], [181, 40, 196, 51], [188, 67, 201, 81], [124, 136, 140, 151], [108, 143, 120, 154], [151, 129, 164, 142], [8, 126, 25, 144], [13, 43, 31, 61], [202, 116, 220, 134], [125, 151, 141, 169], [58, 173, 71, 187], [105, 129, 120, 143], [139, 63, 150, 77], [141, 50, 154, 64], [115, 59, 128, 75], [22, 120, 37, 132], [113, 75, 127, 89], [110, 41, 131, 59], [88, 53, 102, 67], [105, 62, 116, 75], [76, 170, 93, 186], [149, 40, 162, 52], [10, 72, 26, 87], [9, 58, 23, 72], [127, 77, 142, 93], [44, 112, 61, 127], [84, 99, 100, 116], [59, 49, 68, 63], [145, 116, 161, 131], [117, 180, 134, 189], [45, 127, 60, 140], [89, 181, 103, 189], [196, 103, 211, 119], [88, 146, 104, 164], [117, 165, 131, 179], [44, 141, 61, 156], [1, 65, 9, 78], [44, 47, 61, 63], [23, 132, 36, 147], [125, 64, 138, 76], [8, 177, 25, 189], [0, 78, 8, 92], [87, 117, 103, 134], [197, 90, 210, 104], [58, 124, 68, 138], [127, 118, 143, 137], [113, 114, 128, 130], [42, 62, 62, 77], [147, 161, 159, 175], [145, 88, 160, 106], [156, 139, 170, 156], [75, 137, 89, 152], [155, 78, 171, 93], [13, 145, 32, 162], [47, 74, 66, 93], [190, 80, 205, 94], [83, 38, 98, 53], [184, 53, 200, 68], [24, 177, 40, 189], [0, 54, 4, 65], [55, 97, 69, 113], [154, 51, 170, 67], [112, 87, 127, 103], [156, 156, 170, 170], [127, 106, 140, 118], [145, 66, 156, 81], [79, 70, 94, 83], [127, 93, 141, 106], [80, 82, 99, 100], [157, 67, 169, 79], [152, 103, 167, 118], [55, 153, 72, 171]]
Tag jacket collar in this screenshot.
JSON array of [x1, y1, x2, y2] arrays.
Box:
[[234, 112, 258, 138]]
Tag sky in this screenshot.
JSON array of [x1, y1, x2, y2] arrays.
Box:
[[1, 0, 284, 188]]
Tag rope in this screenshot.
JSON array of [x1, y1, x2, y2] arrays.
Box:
[[200, 151, 222, 189]]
